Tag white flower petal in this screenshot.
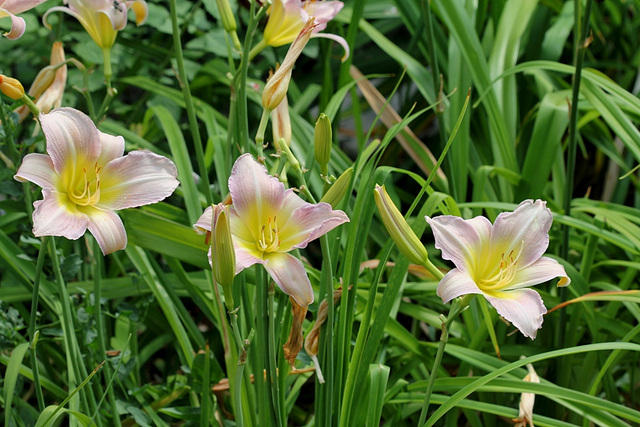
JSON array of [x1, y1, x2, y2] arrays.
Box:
[[86, 208, 127, 255], [279, 202, 349, 251], [436, 268, 483, 303], [32, 189, 89, 240], [235, 246, 264, 273], [98, 150, 178, 210], [484, 288, 547, 339], [97, 132, 124, 166], [14, 153, 57, 189], [194, 205, 213, 233], [263, 252, 314, 306], [510, 257, 571, 290]]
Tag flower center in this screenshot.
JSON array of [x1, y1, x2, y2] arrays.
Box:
[[68, 162, 101, 207], [256, 216, 281, 253], [477, 241, 524, 292]]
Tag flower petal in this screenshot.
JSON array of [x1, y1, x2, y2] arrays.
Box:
[[304, 0, 343, 32], [484, 288, 547, 339], [194, 205, 213, 233], [426, 215, 491, 274], [97, 150, 178, 210], [85, 208, 127, 254], [97, 131, 124, 166], [235, 245, 264, 273], [32, 189, 89, 240], [14, 153, 57, 189], [229, 154, 284, 232], [279, 202, 349, 251], [2, 0, 48, 14], [2, 12, 26, 39], [310, 32, 349, 61], [126, 0, 147, 25], [436, 268, 483, 303], [40, 108, 101, 176], [263, 252, 314, 306], [491, 199, 553, 268], [510, 257, 571, 290]]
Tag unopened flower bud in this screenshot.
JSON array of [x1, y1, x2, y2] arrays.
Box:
[[320, 167, 353, 208], [314, 113, 332, 172], [215, 0, 237, 32], [0, 74, 24, 100], [262, 18, 316, 111], [373, 184, 429, 266], [271, 95, 292, 147], [212, 205, 236, 310]]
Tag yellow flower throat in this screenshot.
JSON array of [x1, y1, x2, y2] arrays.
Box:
[[68, 162, 101, 206], [257, 216, 281, 253]]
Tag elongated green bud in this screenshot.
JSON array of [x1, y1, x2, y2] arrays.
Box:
[[373, 184, 429, 266], [320, 167, 353, 208], [215, 0, 237, 32], [211, 204, 236, 310], [314, 113, 332, 173]]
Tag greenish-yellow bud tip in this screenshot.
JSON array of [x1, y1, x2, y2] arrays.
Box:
[[212, 205, 236, 310], [314, 113, 332, 169], [373, 184, 429, 266], [320, 167, 353, 208], [215, 0, 237, 33]]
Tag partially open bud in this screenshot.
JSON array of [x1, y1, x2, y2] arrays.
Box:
[[271, 94, 292, 147], [320, 167, 353, 208], [0, 74, 24, 100], [314, 113, 332, 173], [373, 184, 429, 266], [262, 18, 316, 111]]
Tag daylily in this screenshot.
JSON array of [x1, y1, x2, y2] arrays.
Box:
[[195, 154, 349, 306], [252, 0, 349, 60], [43, 0, 147, 78], [16, 41, 67, 122], [14, 107, 179, 255], [0, 0, 48, 40], [0, 73, 24, 99], [426, 200, 570, 339]]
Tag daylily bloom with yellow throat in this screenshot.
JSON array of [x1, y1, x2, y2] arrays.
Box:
[[14, 107, 179, 255], [0, 0, 48, 39], [426, 200, 570, 339], [252, 0, 348, 60], [195, 154, 349, 306]]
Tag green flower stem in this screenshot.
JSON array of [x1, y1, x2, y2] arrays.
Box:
[[422, 258, 444, 281], [28, 237, 49, 412], [254, 266, 271, 425], [267, 283, 284, 426], [168, 0, 213, 205], [230, 311, 249, 427], [417, 294, 473, 426], [319, 234, 335, 417], [102, 48, 112, 90], [248, 39, 267, 62], [255, 109, 270, 160], [20, 94, 40, 120], [93, 239, 121, 427], [96, 87, 117, 123]]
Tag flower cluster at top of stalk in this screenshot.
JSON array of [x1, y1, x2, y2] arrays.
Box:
[[195, 154, 349, 307], [253, 0, 349, 60], [14, 107, 179, 255], [0, 0, 47, 39], [426, 199, 570, 339]]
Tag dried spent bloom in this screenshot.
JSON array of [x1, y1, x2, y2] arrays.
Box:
[[16, 41, 67, 122], [262, 17, 315, 111], [283, 296, 308, 368], [195, 154, 349, 306], [513, 363, 539, 427], [260, 0, 348, 59], [0, 74, 24, 99], [14, 108, 179, 255], [374, 184, 429, 267], [0, 0, 48, 39], [426, 200, 570, 339]]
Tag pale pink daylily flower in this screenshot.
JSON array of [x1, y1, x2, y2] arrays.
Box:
[[260, 0, 349, 60], [43, 0, 148, 49], [0, 0, 48, 39], [14, 107, 179, 255], [426, 200, 570, 339], [195, 154, 349, 306]]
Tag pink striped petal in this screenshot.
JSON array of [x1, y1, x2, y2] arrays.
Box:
[[97, 151, 178, 210], [86, 208, 127, 255], [491, 200, 553, 268], [484, 288, 547, 339], [97, 132, 125, 166], [235, 245, 264, 273], [279, 202, 349, 251], [14, 153, 57, 189], [426, 215, 491, 274], [194, 205, 213, 233], [229, 154, 284, 228], [40, 108, 101, 176], [2, 11, 25, 39], [2, 0, 48, 14], [436, 268, 483, 303], [32, 189, 89, 240], [263, 252, 314, 306], [304, 0, 343, 31]]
